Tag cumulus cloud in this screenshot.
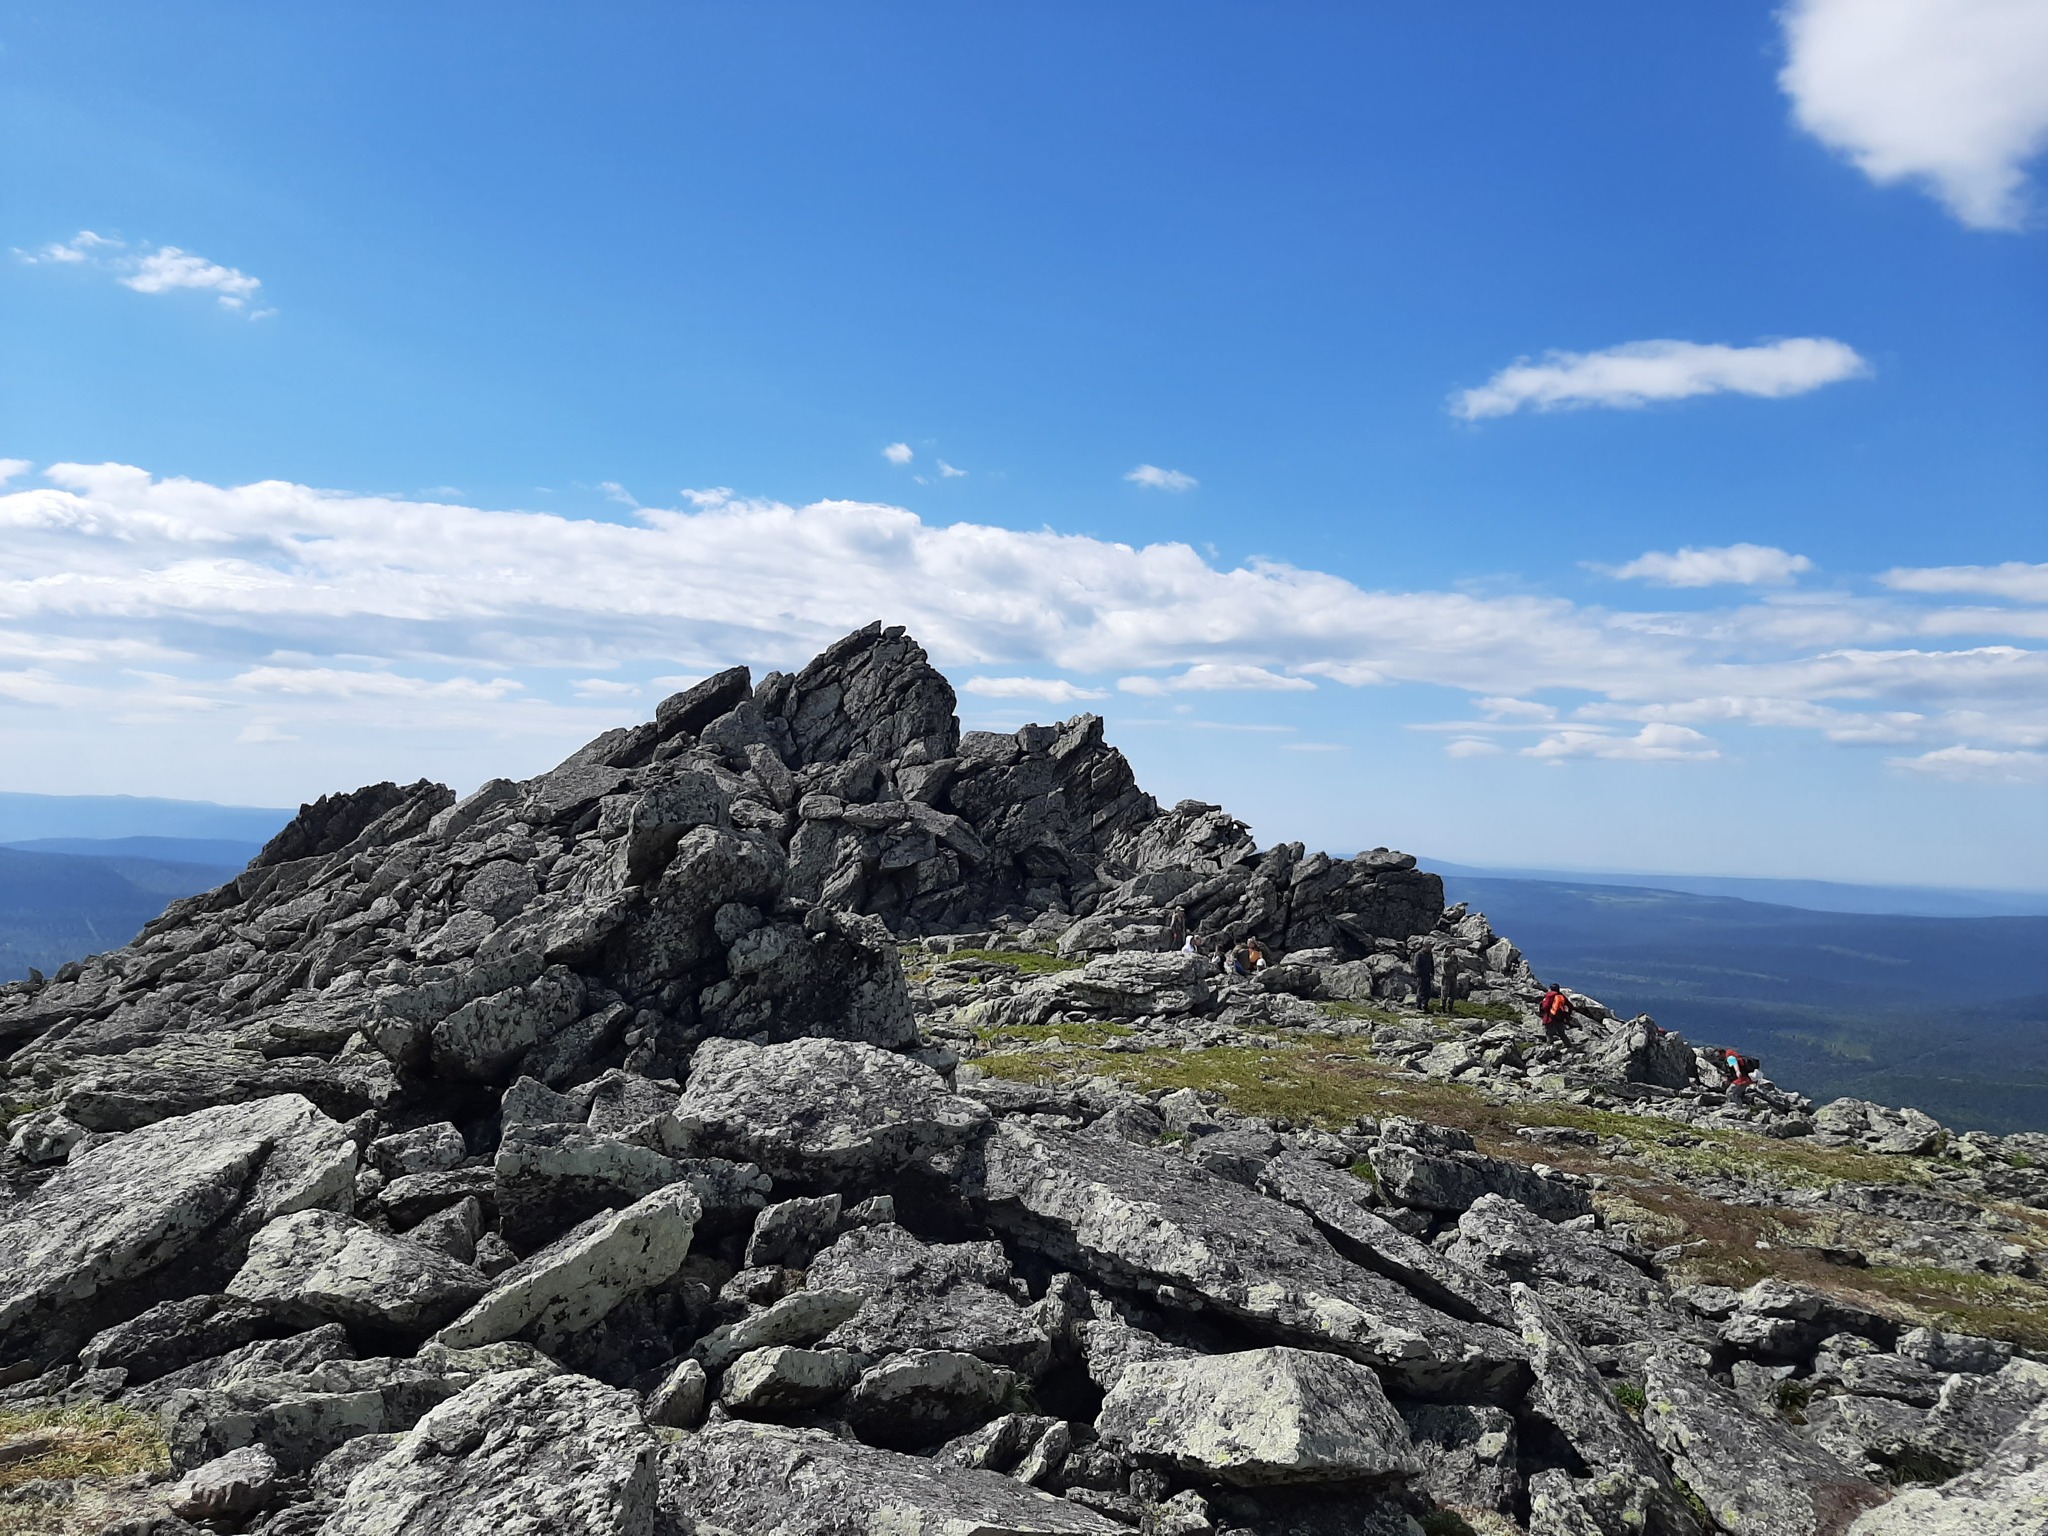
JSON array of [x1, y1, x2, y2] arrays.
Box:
[[1889, 744, 2048, 782], [1524, 724, 1721, 762], [1881, 561, 2048, 602], [961, 676, 1106, 703], [1445, 737, 1505, 758], [1610, 543, 1815, 588], [0, 460, 2039, 794], [1118, 664, 1316, 696], [1126, 464, 1197, 492], [1781, 0, 2048, 230], [1452, 338, 1869, 419], [883, 443, 914, 465], [17, 231, 270, 314]]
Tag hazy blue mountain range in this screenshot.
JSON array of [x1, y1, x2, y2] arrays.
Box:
[[1429, 859, 2048, 919], [0, 842, 253, 981], [1441, 874, 2048, 1135]]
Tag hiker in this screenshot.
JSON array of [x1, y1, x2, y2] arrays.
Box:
[[1413, 942, 1436, 1013], [1247, 938, 1268, 972], [1228, 942, 1253, 977], [1723, 1048, 1760, 1111], [1167, 908, 1187, 950], [1438, 949, 1459, 1014], [1179, 931, 1197, 956], [1539, 984, 1573, 1040]]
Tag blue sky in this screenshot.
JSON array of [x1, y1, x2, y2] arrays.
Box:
[[3, 3, 2045, 886]]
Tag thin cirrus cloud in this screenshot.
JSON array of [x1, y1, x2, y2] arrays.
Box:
[[0, 461, 2040, 793], [1881, 561, 2048, 603], [1451, 338, 1870, 420], [961, 676, 1106, 703], [1118, 663, 1316, 696], [1780, 0, 2048, 231], [17, 231, 272, 316], [1125, 464, 1198, 491], [1608, 544, 1815, 588]]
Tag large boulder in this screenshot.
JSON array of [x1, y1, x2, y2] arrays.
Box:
[[1847, 1401, 2048, 1534], [1368, 1119, 1591, 1222], [226, 1209, 487, 1338], [0, 1093, 356, 1360], [1642, 1346, 1888, 1536], [807, 1222, 1051, 1374], [670, 1036, 989, 1182], [1097, 1345, 1421, 1486], [434, 1184, 699, 1350], [972, 1121, 1527, 1400], [319, 1368, 659, 1535], [661, 1419, 1123, 1536]]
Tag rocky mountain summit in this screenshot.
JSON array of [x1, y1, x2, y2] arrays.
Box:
[[2, 624, 2045, 1536]]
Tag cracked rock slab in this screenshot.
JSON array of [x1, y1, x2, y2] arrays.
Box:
[[973, 1121, 1526, 1400], [670, 1036, 988, 1182], [1097, 1345, 1421, 1487], [319, 1367, 658, 1536], [660, 1419, 1124, 1536], [434, 1183, 699, 1350], [227, 1209, 486, 1337]]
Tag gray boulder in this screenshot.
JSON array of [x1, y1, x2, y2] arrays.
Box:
[[367, 1123, 467, 1179], [720, 1344, 863, 1415], [1847, 1401, 2048, 1534], [661, 1419, 1123, 1536], [1446, 1193, 1676, 1347], [642, 1357, 707, 1429], [1401, 1402, 1519, 1517], [227, 1210, 486, 1337], [843, 1348, 1018, 1449], [1642, 1346, 1888, 1536], [807, 1222, 1051, 1374], [744, 1194, 843, 1269], [1369, 1119, 1591, 1221], [1097, 1345, 1420, 1486], [0, 1093, 356, 1356], [973, 1121, 1526, 1399], [166, 1444, 279, 1522], [319, 1368, 658, 1535], [693, 1287, 865, 1372], [1512, 1286, 1708, 1536], [76, 1294, 270, 1385], [670, 1036, 989, 1182], [434, 1183, 699, 1350]]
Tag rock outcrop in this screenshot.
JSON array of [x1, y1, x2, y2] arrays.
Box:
[[2, 623, 2045, 1536]]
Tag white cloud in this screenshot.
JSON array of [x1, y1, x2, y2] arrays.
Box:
[[573, 677, 639, 698], [599, 482, 639, 508], [961, 676, 1107, 703], [1118, 663, 1316, 696], [1445, 737, 1505, 758], [1610, 543, 1815, 588], [1125, 464, 1198, 492], [883, 443, 914, 466], [1478, 696, 1556, 720], [0, 460, 32, 486], [1889, 744, 2048, 782], [121, 246, 263, 309], [1452, 338, 1869, 419], [0, 462, 2039, 792], [937, 460, 967, 479], [1524, 723, 1721, 762], [18, 232, 269, 314], [1781, 0, 2048, 230], [1881, 561, 2048, 602]]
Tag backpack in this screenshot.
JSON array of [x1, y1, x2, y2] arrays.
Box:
[[1541, 991, 1571, 1023], [1727, 1052, 1760, 1078]]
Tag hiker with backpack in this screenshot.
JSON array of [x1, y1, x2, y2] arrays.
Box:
[[1722, 1047, 1761, 1111], [1438, 949, 1459, 1014], [1539, 984, 1573, 1041], [1412, 941, 1436, 1013]]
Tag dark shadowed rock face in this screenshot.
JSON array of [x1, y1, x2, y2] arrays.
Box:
[[5, 623, 2046, 1535]]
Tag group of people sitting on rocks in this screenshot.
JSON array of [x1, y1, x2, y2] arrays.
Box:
[[1167, 909, 1272, 976]]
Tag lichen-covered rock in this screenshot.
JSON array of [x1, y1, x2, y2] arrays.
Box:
[[226, 1209, 486, 1337], [1097, 1345, 1420, 1486], [434, 1184, 699, 1350], [1642, 1346, 1888, 1536], [974, 1121, 1527, 1399], [670, 1036, 988, 1182], [692, 1287, 865, 1372], [318, 1368, 658, 1536], [1846, 1401, 2048, 1534], [744, 1194, 843, 1269], [720, 1344, 863, 1415], [167, 1444, 279, 1521], [842, 1348, 1017, 1449], [661, 1419, 1124, 1536], [807, 1222, 1051, 1374], [1369, 1119, 1591, 1222], [0, 1093, 356, 1359]]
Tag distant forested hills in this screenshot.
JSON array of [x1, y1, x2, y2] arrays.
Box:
[[0, 839, 259, 982], [1443, 875, 2048, 1134]]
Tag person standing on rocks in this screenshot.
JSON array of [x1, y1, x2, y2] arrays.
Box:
[[1438, 949, 1459, 1015], [1539, 984, 1573, 1041], [1413, 941, 1436, 1013], [1167, 908, 1187, 951], [1723, 1047, 1758, 1111]]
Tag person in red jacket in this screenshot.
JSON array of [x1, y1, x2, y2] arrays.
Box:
[[1539, 985, 1574, 1041]]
